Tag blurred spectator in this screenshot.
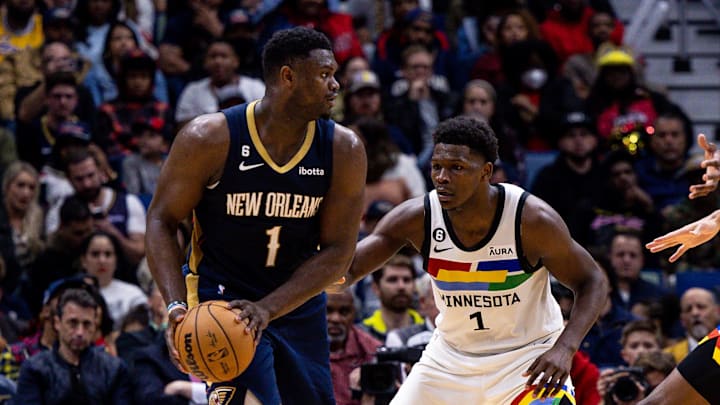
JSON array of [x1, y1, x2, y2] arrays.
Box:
[[15, 41, 95, 127], [634, 351, 676, 393], [14, 288, 133, 404], [329, 56, 368, 122], [361, 255, 422, 341], [95, 50, 172, 161], [45, 148, 147, 266], [570, 150, 661, 260], [175, 39, 265, 127], [80, 231, 146, 328], [635, 112, 694, 212], [43, 7, 79, 46], [351, 117, 425, 213], [607, 231, 667, 311], [664, 287, 720, 364], [373, 7, 451, 88], [260, 0, 363, 67], [84, 20, 169, 105], [385, 45, 456, 170], [385, 273, 436, 348], [496, 39, 583, 151], [327, 289, 381, 405], [121, 119, 168, 207], [539, 0, 623, 64], [114, 304, 157, 369], [0, 0, 44, 66], [0, 162, 44, 293], [469, 9, 541, 88], [531, 111, 601, 222], [24, 196, 93, 315]]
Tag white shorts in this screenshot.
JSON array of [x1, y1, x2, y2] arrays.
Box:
[[390, 331, 575, 405]]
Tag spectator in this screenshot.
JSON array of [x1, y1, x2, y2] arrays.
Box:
[[539, 0, 623, 64], [42, 7, 78, 46], [0, 0, 44, 65], [14, 41, 95, 127], [361, 255, 423, 341], [175, 39, 265, 127], [14, 288, 133, 404], [327, 289, 381, 405], [633, 351, 676, 393], [121, 118, 169, 207], [385, 273, 437, 348], [80, 231, 146, 328], [0, 162, 44, 292], [664, 287, 720, 364], [635, 112, 694, 212], [83, 20, 169, 106], [531, 111, 602, 223], [24, 196, 93, 315], [329, 56, 369, 122], [95, 50, 172, 161], [45, 148, 147, 267]]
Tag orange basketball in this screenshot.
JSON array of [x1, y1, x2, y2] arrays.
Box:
[[174, 300, 256, 382]]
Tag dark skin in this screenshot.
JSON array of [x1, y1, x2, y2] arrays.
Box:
[[638, 369, 709, 405], [146, 49, 367, 371], [342, 143, 608, 399]]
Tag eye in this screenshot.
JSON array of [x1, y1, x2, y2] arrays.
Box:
[[321, 72, 329, 79], [431, 163, 440, 170], [453, 165, 463, 171]]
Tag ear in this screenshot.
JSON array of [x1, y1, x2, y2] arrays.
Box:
[[53, 315, 60, 333], [482, 161, 494, 180], [279, 65, 294, 87]]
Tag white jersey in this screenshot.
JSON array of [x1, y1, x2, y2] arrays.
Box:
[[423, 183, 564, 355]]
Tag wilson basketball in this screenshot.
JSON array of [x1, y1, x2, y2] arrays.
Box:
[[174, 300, 255, 382]]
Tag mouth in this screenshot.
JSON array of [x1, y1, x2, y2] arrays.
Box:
[[436, 189, 453, 202]]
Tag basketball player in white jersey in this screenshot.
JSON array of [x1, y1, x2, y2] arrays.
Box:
[[338, 116, 608, 404]]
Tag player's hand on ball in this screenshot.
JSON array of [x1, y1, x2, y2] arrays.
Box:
[[167, 306, 189, 373], [522, 343, 573, 399], [227, 300, 269, 344]]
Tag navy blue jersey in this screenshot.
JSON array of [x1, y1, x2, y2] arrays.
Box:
[[186, 100, 334, 304]]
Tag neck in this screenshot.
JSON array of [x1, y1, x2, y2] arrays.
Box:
[[330, 339, 345, 353], [212, 75, 237, 88], [380, 307, 412, 331], [658, 159, 682, 172], [564, 155, 593, 174], [617, 279, 632, 294], [253, 96, 314, 164], [4, 200, 24, 223], [6, 8, 31, 31], [58, 343, 80, 366], [97, 274, 113, 288], [445, 185, 498, 242]]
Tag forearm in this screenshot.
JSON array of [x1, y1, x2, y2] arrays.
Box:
[[257, 245, 353, 320], [146, 218, 187, 304], [558, 271, 608, 352], [17, 85, 45, 123], [347, 234, 406, 285]]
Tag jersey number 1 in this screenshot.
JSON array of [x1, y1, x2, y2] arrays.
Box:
[[265, 226, 282, 267], [470, 311, 489, 331]]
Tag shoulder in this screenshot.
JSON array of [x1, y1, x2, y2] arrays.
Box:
[[174, 112, 230, 153], [520, 192, 561, 228], [330, 123, 366, 162]]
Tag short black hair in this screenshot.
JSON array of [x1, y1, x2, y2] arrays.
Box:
[[433, 116, 499, 163], [57, 288, 98, 319], [372, 255, 416, 284], [261, 27, 332, 82], [59, 195, 91, 224], [45, 71, 77, 94]]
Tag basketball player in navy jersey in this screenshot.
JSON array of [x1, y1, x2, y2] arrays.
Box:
[[146, 27, 366, 405], [336, 116, 608, 404]]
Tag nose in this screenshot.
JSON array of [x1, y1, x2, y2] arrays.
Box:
[[435, 168, 450, 184], [329, 76, 339, 92]]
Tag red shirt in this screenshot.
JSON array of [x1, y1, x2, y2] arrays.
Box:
[[288, 11, 363, 65], [330, 325, 382, 405], [540, 7, 624, 63]]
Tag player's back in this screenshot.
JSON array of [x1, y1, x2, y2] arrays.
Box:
[[188, 100, 334, 301]]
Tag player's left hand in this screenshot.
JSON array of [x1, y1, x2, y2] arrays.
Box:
[[522, 343, 574, 399], [689, 134, 720, 199], [227, 300, 269, 345]]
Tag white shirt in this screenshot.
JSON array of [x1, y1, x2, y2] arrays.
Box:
[[101, 279, 147, 328], [175, 77, 266, 123]]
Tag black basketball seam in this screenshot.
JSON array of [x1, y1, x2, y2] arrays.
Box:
[[196, 303, 220, 382], [207, 302, 241, 375]]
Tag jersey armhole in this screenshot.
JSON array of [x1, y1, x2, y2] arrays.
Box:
[[515, 191, 543, 273], [421, 194, 431, 272]]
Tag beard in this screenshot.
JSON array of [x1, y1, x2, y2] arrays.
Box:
[[690, 323, 711, 340]]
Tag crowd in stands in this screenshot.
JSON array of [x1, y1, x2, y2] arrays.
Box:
[[0, 0, 716, 404]]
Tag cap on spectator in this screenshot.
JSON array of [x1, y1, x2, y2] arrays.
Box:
[[43, 7, 75, 27], [42, 274, 99, 307], [560, 111, 595, 133], [348, 70, 380, 94], [56, 121, 92, 144], [120, 49, 156, 74], [365, 200, 394, 221], [404, 7, 434, 27], [596, 46, 635, 67]]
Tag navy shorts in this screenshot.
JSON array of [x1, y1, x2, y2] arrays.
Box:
[[198, 278, 334, 405]]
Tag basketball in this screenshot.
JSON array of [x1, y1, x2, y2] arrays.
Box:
[[174, 300, 256, 382]]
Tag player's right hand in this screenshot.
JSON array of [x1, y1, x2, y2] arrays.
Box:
[[325, 275, 351, 294], [166, 307, 189, 374], [689, 134, 720, 199]]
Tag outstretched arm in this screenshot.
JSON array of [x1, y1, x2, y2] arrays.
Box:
[[689, 134, 720, 199], [646, 209, 720, 262], [520, 195, 608, 398]]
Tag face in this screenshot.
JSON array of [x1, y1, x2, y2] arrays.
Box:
[[42, 43, 74, 74], [391, 0, 418, 20], [124, 71, 153, 98], [374, 265, 414, 313], [205, 42, 239, 85], [500, 14, 529, 45], [651, 117, 687, 166], [402, 50, 433, 82], [60, 219, 94, 250], [67, 157, 102, 202], [81, 235, 117, 278], [297, 0, 325, 17], [621, 331, 660, 365], [348, 88, 381, 117], [46, 84, 78, 119], [88, 0, 114, 24], [589, 12, 614, 45], [138, 131, 166, 157], [108, 26, 136, 59], [406, 19, 434, 46], [609, 161, 637, 191], [463, 85, 495, 120], [609, 234, 644, 281], [603, 65, 633, 91], [341, 57, 369, 88], [481, 15, 501, 46], [5, 170, 37, 213], [680, 288, 720, 340], [290, 49, 339, 118], [557, 127, 597, 160], [431, 144, 492, 211], [54, 302, 97, 354], [326, 292, 355, 349], [7, 0, 35, 14]]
